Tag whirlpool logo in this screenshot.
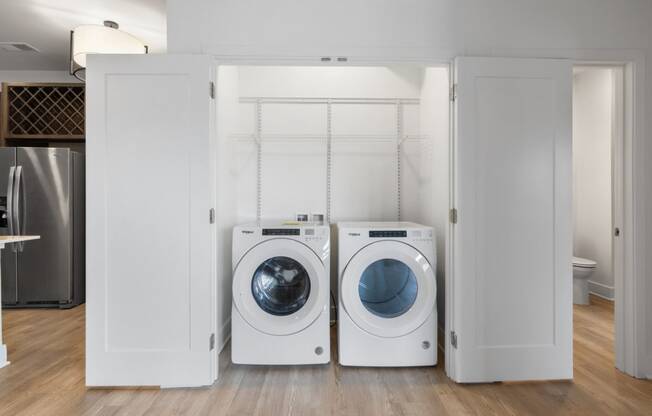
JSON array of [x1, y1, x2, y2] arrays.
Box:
[[348, 232, 361, 236], [241, 230, 254, 234]]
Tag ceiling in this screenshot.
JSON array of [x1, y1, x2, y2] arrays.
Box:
[[0, 0, 166, 71]]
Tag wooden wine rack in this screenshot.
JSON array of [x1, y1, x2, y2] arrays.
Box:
[[1, 82, 85, 141]]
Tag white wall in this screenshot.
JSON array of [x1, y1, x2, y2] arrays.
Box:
[[573, 68, 614, 299], [168, 0, 652, 377], [238, 66, 423, 98], [168, 0, 652, 58], [233, 65, 425, 223]]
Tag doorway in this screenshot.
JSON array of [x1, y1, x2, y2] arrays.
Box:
[[572, 65, 624, 371]]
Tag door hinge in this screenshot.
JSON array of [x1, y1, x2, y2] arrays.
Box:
[[209, 81, 215, 99], [209, 333, 215, 351], [209, 208, 215, 224], [449, 84, 457, 102], [449, 208, 458, 224], [450, 331, 458, 349]]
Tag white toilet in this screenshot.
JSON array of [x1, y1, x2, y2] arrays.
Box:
[[573, 256, 597, 305]]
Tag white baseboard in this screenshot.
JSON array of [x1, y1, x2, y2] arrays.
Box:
[[0, 344, 8, 369], [588, 280, 615, 300]]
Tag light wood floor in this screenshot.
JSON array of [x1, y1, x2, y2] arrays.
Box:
[[1, 295, 650, 416]]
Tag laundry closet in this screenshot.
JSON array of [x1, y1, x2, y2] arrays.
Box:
[[86, 55, 581, 387], [214, 64, 449, 325], [213, 64, 450, 368]]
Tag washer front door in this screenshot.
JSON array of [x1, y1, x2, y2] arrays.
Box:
[[341, 240, 436, 338], [233, 239, 327, 336]]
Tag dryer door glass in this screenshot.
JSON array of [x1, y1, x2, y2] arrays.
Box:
[[251, 256, 311, 316], [358, 259, 418, 318]]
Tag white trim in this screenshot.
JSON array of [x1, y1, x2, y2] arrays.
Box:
[[212, 55, 451, 68], [209, 63, 218, 385], [0, 344, 8, 369], [588, 281, 615, 301], [622, 57, 642, 378], [445, 60, 456, 381], [607, 64, 627, 375]]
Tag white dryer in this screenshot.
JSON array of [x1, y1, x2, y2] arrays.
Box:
[[338, 222, 437, 367], [231, 221, 330, 365]]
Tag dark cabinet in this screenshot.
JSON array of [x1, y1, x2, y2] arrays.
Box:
[[1, 82, 85, 142]]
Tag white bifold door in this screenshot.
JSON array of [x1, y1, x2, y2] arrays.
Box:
[[448, 57, 573, 382], [86, 55, 216, 387]]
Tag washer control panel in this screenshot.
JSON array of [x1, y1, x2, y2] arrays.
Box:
[[369, 230, 407, 238], [257, 226, 326, 239], [262, 228, 300, 236], [302, 227, 327, 242]]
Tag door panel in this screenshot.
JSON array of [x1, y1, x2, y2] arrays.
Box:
[[450, 57, 572, 382], [251, 256, 311, 316], [341, 240, 436, 338], [232, 239, 326, 336], [358, 258, 418, 318], [86, 54, 215, 387], [0, 148, 16, 304], [16, 147, 72, 304]]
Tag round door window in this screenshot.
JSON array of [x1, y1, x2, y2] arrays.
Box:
[[251, 256, 311, 316], [358, 259, 418, 318]]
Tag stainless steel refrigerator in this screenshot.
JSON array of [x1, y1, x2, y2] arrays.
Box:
[[0, 147, 85, 308]]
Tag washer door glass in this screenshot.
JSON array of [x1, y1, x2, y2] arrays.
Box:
[[358, 258, 418, 318], [251, 256, 311, 316]]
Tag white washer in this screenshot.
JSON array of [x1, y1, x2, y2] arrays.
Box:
[[338, 222, 437, 367], [231, 221, 330, 365]]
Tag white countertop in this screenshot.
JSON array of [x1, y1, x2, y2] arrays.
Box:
[[0, 236, 40, 248], [0, 235, 40, 368]]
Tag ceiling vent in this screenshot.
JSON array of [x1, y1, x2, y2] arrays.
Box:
[[0, 42, 40, 52]]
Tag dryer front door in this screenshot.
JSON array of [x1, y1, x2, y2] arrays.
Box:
[[341, 240, 436, 338], [233, 239, 327, 336]]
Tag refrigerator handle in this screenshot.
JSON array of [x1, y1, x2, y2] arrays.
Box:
[[14, 165, 25, 252], [6, 166, 16, 253]]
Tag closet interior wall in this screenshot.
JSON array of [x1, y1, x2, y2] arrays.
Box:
[[216, 65, 449, 331]]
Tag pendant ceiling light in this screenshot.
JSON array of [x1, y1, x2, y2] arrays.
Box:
[[69, 20, 148, 81]]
